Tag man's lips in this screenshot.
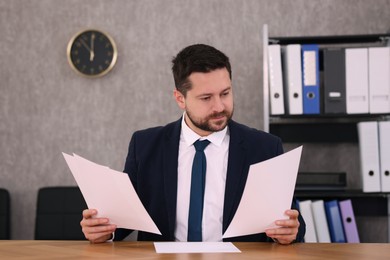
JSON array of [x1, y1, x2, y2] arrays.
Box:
[[209, 112, 227, 120], [210, 115, 226, 120]]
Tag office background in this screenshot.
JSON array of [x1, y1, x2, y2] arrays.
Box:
[[1, 0, 390, 240]]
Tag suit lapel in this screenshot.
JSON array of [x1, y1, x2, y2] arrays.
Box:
[[162, 119, 181, 239], [161, 119, 249, 237], [223, 121, 248, 233]]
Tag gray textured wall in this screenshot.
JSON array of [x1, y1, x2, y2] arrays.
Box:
[[1, 0, 390, 240]]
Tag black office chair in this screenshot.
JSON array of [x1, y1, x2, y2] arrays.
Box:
[[35, 186, 87, 240], [0, 188, 10, 239]]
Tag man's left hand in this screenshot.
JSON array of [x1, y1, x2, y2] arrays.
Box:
[[265, 209, 300, 245]]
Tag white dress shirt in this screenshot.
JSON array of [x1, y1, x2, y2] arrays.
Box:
[[174, 114, 230, 241]]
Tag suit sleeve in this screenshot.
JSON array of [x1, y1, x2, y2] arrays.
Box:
[[292, 199, 306, 242]]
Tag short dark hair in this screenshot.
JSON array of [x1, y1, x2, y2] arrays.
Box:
[[171, 44, 232, 96]]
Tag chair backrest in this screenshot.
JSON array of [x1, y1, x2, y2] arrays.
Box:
[[0, 188, 10, 239], [35, 187, 87, 240]]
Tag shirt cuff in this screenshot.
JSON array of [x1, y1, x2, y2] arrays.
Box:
[[106, 232, 115, 242]]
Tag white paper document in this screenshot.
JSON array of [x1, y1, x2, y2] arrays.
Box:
[[222, 146, 302, 238], [154, 242, 241, 254], [62, 153, 161, 235]]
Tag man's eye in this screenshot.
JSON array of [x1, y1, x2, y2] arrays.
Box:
[[201, 97, 211, 101]]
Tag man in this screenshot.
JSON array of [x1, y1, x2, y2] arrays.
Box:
[[81, 44, 306, 244]]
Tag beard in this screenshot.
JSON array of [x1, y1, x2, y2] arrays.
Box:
[[186, 109, 233, 133]]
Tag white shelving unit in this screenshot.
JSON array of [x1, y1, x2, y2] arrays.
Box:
[[262, 24, 390, 242]]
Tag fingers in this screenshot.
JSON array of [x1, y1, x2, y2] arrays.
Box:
[[265, 209, 300, 245], [285, 209, 299, 218], [269, 233, 297, 245], [266, 226, 297, 236], [80, 209, 116, 243], [82, 223, 116, 243], [81, 215, 110, 227], [86, 232, 114, 244], [82, 209, 97, 219], [266, 226, 298, 245], [275, 210, 299, 227], [275, 218, 300, 228]]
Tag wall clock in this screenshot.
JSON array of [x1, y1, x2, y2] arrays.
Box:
[[67, 29, 118, 77]]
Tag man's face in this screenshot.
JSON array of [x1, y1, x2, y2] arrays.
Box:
[[174, 68, 234, 136]]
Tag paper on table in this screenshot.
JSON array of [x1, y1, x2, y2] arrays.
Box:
[[222, 146, 302, 239], [154, 242, 241, 254], [62, 153, 161, 235]]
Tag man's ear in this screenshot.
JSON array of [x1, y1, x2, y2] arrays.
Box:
[[173, 89, 186, 109]]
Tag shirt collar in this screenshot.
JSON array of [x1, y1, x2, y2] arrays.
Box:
[[181, 112, 228, 147]]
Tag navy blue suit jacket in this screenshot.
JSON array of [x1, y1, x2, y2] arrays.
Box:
[[115, 118, 305, 242]]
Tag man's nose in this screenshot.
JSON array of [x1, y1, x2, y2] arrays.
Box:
[[212, 97, 225, 112]]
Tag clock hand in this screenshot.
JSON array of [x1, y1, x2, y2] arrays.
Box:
[[90, 33, 95, 61], [79, 38, 91, 52]]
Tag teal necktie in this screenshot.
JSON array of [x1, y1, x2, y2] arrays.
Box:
[[187, 139, 210, 241]]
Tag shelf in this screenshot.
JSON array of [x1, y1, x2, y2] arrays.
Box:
[[269, 114, 390, 143], [269, 34, 390, 45], [270, 122, 357, 142], [294, 190, 389, 217], [295, 190, 390, 198], [270, 114, 390, 124]]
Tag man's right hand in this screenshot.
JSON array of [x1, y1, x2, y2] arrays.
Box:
[[80, 209, 117, 243]]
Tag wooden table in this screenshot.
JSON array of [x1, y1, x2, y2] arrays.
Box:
[[1, 241, 390, 259]]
